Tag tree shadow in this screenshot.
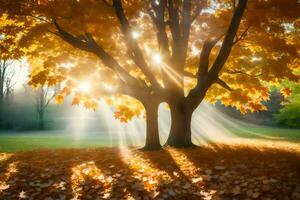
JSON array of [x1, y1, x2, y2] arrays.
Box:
[[0, 148, 151, 199], [177, 144, 300, 199], [140, 148, 210, 199], [92, 148, 150, 199], [1, 145, 300, 199]]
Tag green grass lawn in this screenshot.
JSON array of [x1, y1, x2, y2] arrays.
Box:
[[0, 122, 299, 152], [0, 132, 122, 152], [226, 120, 300, 142]]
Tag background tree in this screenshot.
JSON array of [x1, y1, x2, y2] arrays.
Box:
[[0, 60, 12, 104], [275, 81, 300, 128], [0, 60, 19, 103], [0, 30, 22, 127], [25, 84, 58, 129], [0, 0, 299, 149]]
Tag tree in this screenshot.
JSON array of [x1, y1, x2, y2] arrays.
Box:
[[275, 82, 300, 128], [1, 61, 20, 103], [1, 0, 299, 149], [0, 60, 14, 104], [0, 30, 22, 127], [25, 84, 58, 129]]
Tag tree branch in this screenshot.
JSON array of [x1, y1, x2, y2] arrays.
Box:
[[186, 0, 247, 107], [208, 0, 248, 82], [233, 25, 250, 45], [180, 0, 192, 65], [52, 19, 139, 86], [183, 71, 235, 92], [188, 35, 223, 97], [167, 0, 181, 58], [148, 0, 171, 61], [183, 71, 196, 78], [225, 69, 262, 77], [112, 0, 162, 91], [148, 0, 174, 88], [197, 36, 223, 80], [215, 78, 234, 91]]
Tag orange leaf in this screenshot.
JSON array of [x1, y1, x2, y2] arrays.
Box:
[[56, 95, 64, 105], [280, 87, 292, 97]]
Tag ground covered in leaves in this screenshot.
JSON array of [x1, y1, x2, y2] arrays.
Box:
[[0, 140, 300, 200]]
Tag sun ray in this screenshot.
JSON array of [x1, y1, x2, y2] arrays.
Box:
[[0, 161, 19, 193], [119, 148, 172, 193]]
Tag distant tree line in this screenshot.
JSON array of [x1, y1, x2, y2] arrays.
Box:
[[217, 85, 300, 128], [0, 61, 58, 130]]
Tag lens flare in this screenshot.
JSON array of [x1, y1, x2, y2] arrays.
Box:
[[79, 82, 90, 92], [131, 30, 140, 39], [153, 53, 162, 64]]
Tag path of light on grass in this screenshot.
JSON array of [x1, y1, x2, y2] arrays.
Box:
[[61, 98, 298, 150], [63, 101, 263, 148], [104, 102, 238, 147]]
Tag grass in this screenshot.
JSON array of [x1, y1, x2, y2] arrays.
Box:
[[226, 120, 300, 141], [0, 121, 299, 152], [0, 132, 120, 152]]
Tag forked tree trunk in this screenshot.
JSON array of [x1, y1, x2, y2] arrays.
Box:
[[143, 102, 161, 150], [165, 103, 195, 147]]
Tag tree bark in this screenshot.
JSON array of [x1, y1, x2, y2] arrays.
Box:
[[165, 103, 195, 148], [142, 102, 161, 150]]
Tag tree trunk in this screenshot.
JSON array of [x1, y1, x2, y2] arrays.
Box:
[[165, 103, 195, 148], [142, 102, 161, 150], [38, 110, 45, 130], [0, 77, 4, 128], [0, 76, 4, 105]]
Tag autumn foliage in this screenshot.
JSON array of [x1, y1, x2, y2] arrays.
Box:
[[0, 0, 299, 148]]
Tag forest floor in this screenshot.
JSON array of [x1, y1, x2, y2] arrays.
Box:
[[0, 139, 300, 200]]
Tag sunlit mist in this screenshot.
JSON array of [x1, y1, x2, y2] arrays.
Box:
[[79, 82, 91, 92], [60, 101, 253, 148]]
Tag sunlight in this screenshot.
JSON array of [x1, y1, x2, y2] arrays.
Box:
[[0, 153, 12, 164], [60, 62, 75, 69], [152, 53, 162, 64], [98, 100, 115, 147], [66, 105, 95, 140], [166, 149, 216, 197], [191, 103, 234, 145], [1, 1, 299, 199], [159, 64, 183, 88], [131, 30, 141, 39], [191, 45, 200, 56], [79, 82, 91, 92], [0, 162, 19, 193], [103, 84, 114, 91], [166, 148, 201, 179], [251, 56, 262, 62], [120, 148, 172, 192], [62, 99, 247, 148]]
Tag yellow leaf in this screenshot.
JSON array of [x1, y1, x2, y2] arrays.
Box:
[[56, 95, 64, 105]]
